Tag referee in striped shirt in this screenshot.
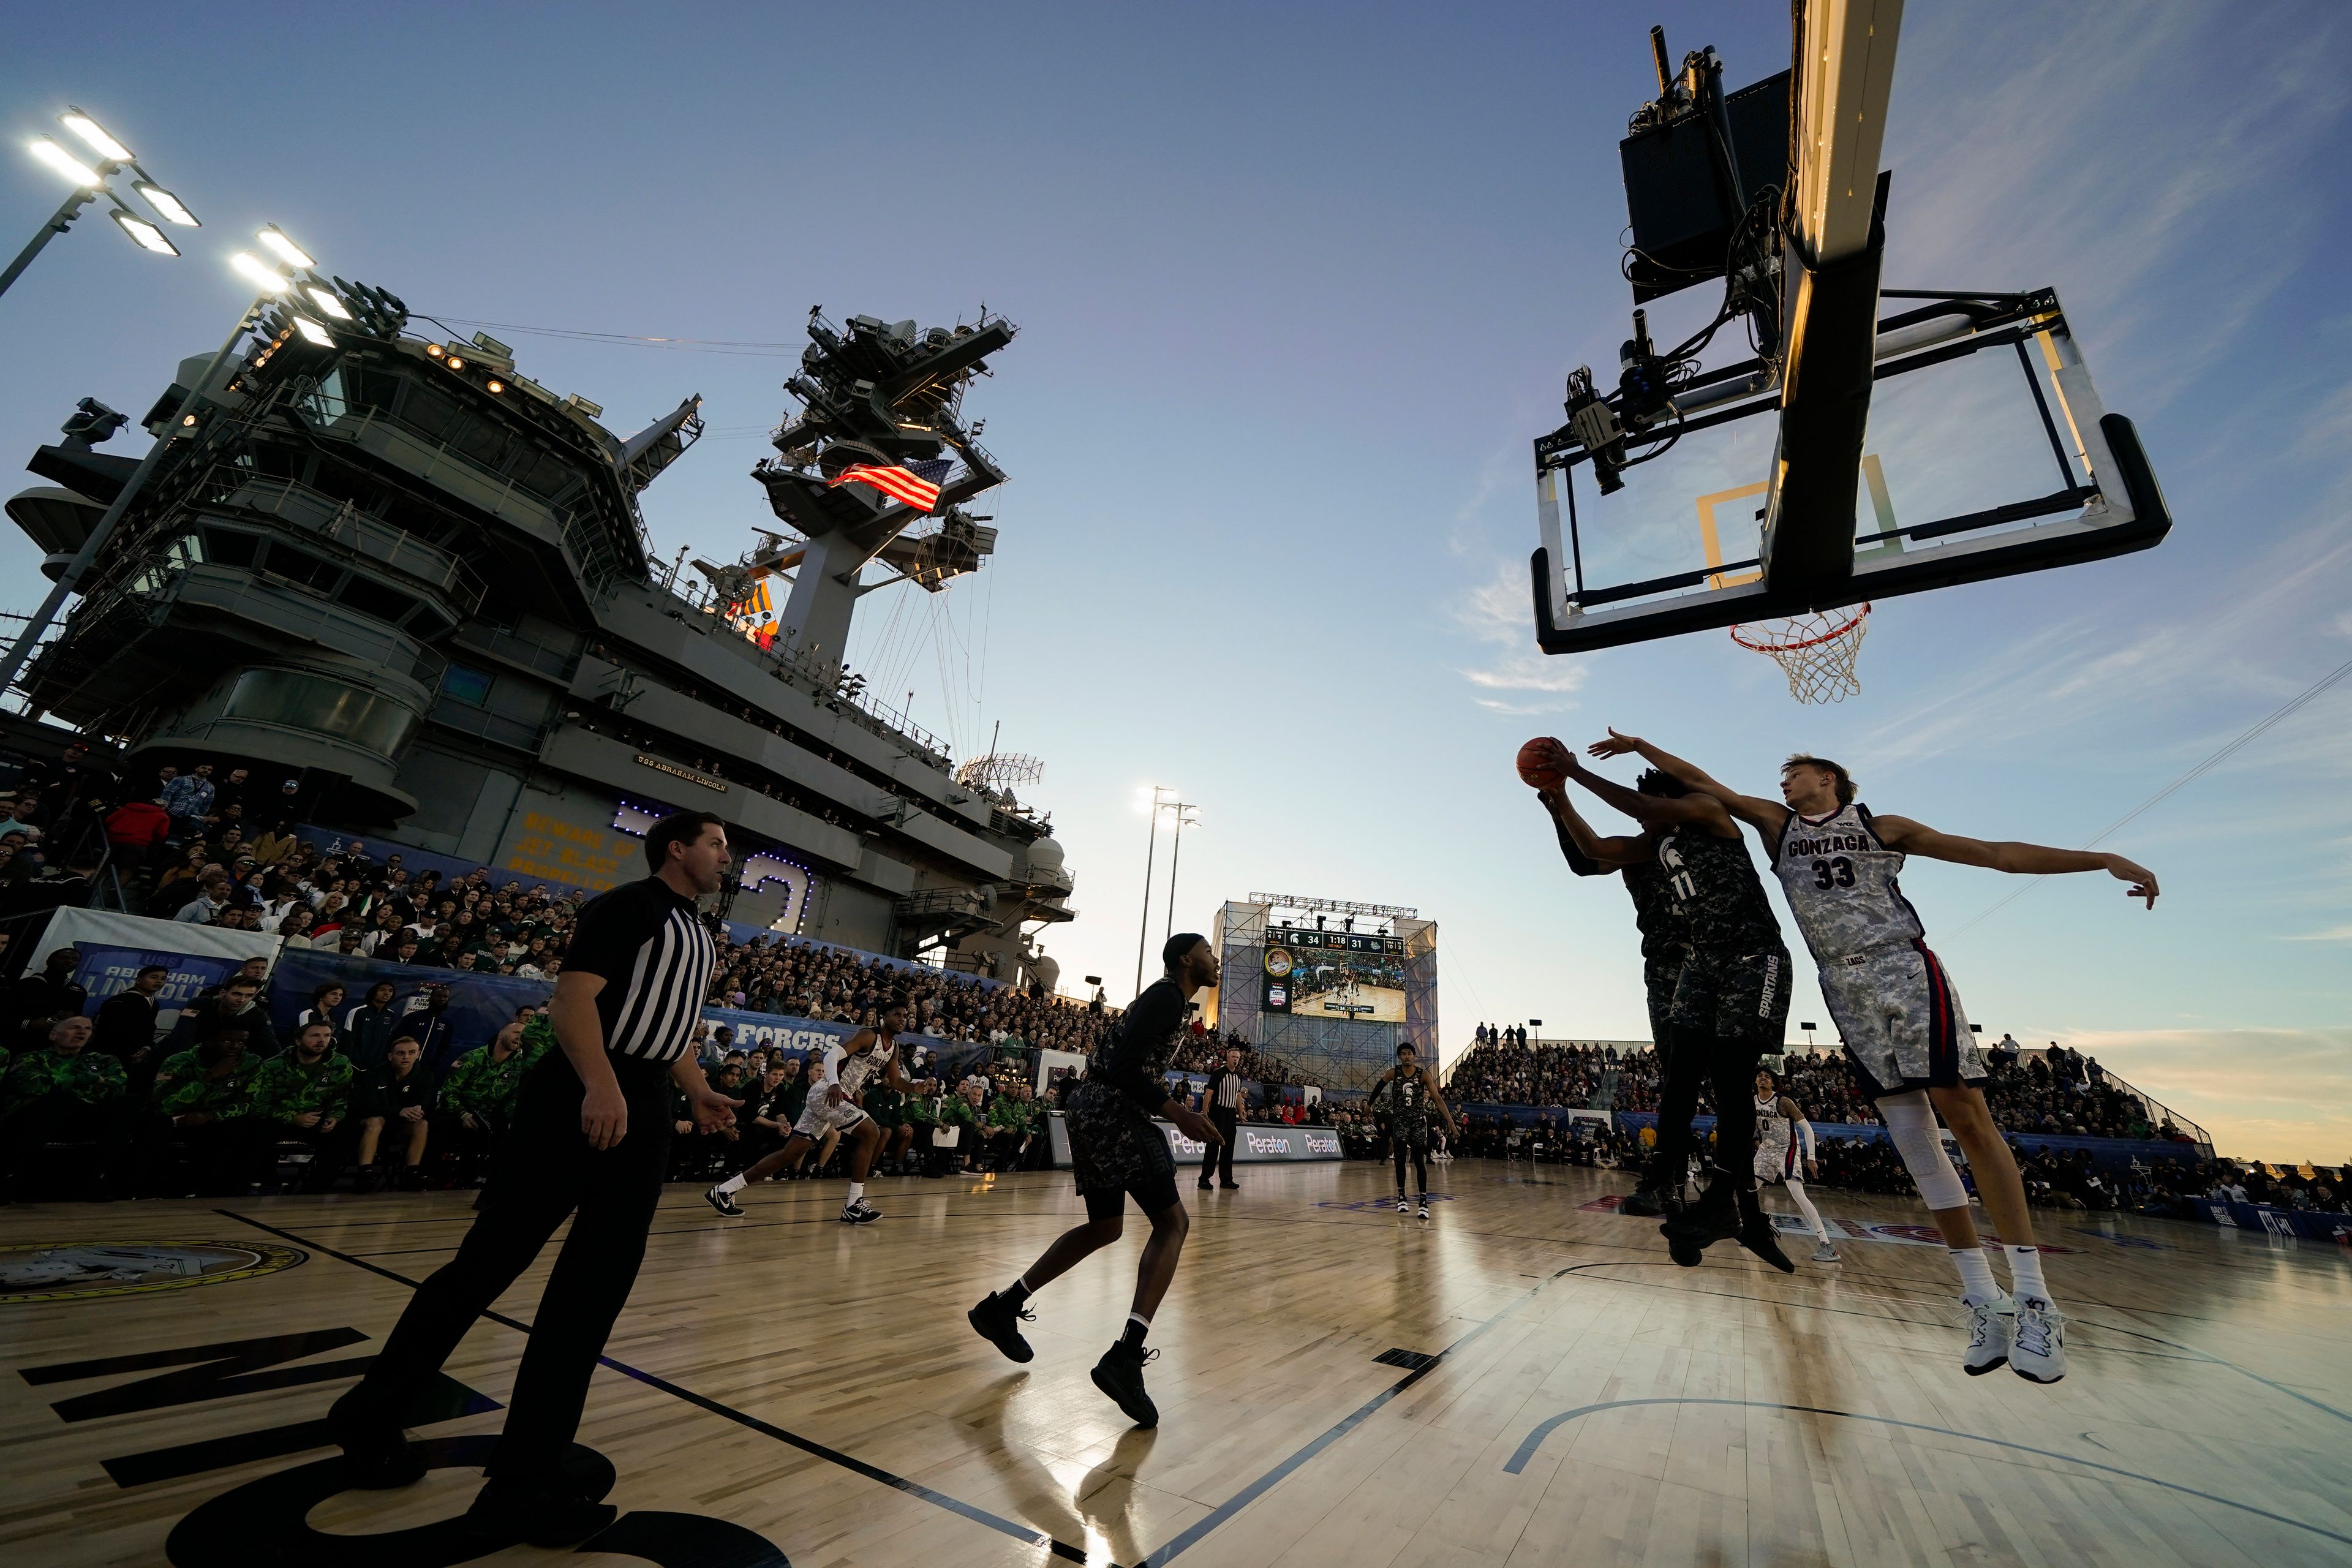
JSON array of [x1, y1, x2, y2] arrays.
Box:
[[331, 810, 739, 1547]]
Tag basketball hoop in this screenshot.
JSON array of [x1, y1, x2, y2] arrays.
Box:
[[1730, 603, 1870, 704]]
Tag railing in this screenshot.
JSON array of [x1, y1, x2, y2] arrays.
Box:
[[206, 472, 487, 613], [453, 622, 581, 682], [641, 556, 954, 769]]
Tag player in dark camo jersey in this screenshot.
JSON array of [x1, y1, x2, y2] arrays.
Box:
[[1526, 751, 1697, 1217], [1554, 749, 1795, 1272]]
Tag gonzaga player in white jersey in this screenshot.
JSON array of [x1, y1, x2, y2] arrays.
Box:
[[1591, 731, 2159, 1387], [1753, 1068, 1837, 1263]]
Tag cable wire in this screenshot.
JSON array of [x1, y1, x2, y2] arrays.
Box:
[[1948, 649, 2352, 937]]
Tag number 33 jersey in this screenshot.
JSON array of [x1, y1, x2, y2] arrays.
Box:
[[1772, 803, 1925, 962]]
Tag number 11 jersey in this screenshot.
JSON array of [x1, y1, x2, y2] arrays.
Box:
[[1771, 803, 1924, 962]]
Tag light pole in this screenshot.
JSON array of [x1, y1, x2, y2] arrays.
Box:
[[1, 108, 200, 301], [1163, 802, 1199, 942], [0, 232, 337, 706], [1132, 784, 1178, 994]]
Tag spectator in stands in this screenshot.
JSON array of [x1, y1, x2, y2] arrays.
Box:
[[160, 763, 216, 841], [341, 981, 402, 1070], [105, 796, 173, 877], [12, 947, 87, 1046], [168, 974, 279, 1060], [142, 1023, 265, 1195], [0, 1016, 126, 1197], [435, 1017, 533, 1178], [172, 872, 233, 924], [352, 1035, 433, 1191], [249, 1021, 353, 1189], [91, 965, 168, 1084], [399, 982, 463, 1074]]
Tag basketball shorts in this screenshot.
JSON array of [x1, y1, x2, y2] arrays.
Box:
[[1065, 1081, 1182, 1221], [793, 1093, 870, 1139], [1754, 1140, 1801, 1185], [1818, 940, 1987, 1099], [1643, 956, 1687, 1053], [1668, 946, 1792, 1040]]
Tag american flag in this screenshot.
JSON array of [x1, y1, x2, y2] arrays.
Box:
[[828, 458, 952, 512]]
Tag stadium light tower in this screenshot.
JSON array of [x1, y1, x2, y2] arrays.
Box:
[[1163, 802, 1200, 942], [1133, 785, 1180, 993], [1, 107, 201, 302], [0, 228, 335, 703]]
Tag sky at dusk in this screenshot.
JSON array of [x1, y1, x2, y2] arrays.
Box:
[[4, 2, 2348, 1159]]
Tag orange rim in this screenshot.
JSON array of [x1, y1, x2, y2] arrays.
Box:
[[1728, 602, 1871, 653]]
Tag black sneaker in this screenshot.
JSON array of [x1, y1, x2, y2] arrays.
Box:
[[1735, 1191, 1797, 1274], [327, 1387, 424, 1488], [967, 1291, 1036, 1363], [1664, 1227, 1705, 1267], [1660, 1174, 1740, 1249], [465, 1477, 617, 1548], [1090, 1341, 1160, 1427], [703, 1184, 744, 1217], [840, 1199, 881, 1224]]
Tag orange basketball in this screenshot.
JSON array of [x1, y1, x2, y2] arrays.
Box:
[[1516, 737, 1567, 789]]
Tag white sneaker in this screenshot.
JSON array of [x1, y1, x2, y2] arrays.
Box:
[[1395, 1197, 1409, 1213], [1964, 1293, 2016, 1376], [1417, 1203, 1430, 1219], [1811, 1241, 1840, 1262], [2011, 1297, 2067, 1384]]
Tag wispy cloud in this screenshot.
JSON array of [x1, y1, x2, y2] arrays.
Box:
[[1449, 556, 1587, 709]]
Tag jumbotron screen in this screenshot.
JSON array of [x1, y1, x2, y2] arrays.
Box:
[[1260, 925, 1407, 1023]]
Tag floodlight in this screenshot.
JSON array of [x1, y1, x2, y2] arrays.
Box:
[[424, 342, 444, 357], [28, 137, 104, 188], [292, 316, 334, 348], [110, 208, 179, 255], [255, 225, 315, 270], [486, 379, 505, 394], [445, 356, 466, 371], [229, 252, 289, 292], [133, 181, 198, 227], [303, 285, 352, 320], [58, 110, 134, 164]]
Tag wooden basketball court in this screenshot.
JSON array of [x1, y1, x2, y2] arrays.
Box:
[[4, 1158, 2348, 1567]]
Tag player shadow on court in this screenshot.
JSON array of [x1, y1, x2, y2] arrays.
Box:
[[960, 1376, 1160, 1564]]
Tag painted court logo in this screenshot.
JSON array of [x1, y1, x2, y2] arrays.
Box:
[[0, 1242, 306, 1304]]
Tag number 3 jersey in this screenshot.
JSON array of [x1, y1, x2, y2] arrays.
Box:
[[1771, 803, 1926, 962]]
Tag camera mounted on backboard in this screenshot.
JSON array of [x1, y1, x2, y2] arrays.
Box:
[[1563, 309, 1675, 496]]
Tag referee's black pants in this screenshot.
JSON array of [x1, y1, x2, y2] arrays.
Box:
[[345, 1052, 673, 1482], [1198, 1106, 1238, 1186]]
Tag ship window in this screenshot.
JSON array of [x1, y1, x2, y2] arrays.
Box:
[[401, 381, 463, 441], [448, 415, 511, 472], [259, 545, 342, 594], [440, 664, 492, 709], [222, 668, 420, 758], [202, 528, 258, 567], [509, 447, 574, 499], [337, 575, 415, 624]]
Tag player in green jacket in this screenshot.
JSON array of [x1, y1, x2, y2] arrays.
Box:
[[1, 1016, 129, 1197], [248, 1020, 354, 1193], [141, 1025, 266, 1195]]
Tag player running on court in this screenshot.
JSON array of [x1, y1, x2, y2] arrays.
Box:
[[1520, 739, 1696, 1217], [1366, 1041, 1455, 1218], [704, 997, 934, 1224], [1592, 732, 2160, 1383], [1753, 1066, 1838, 1262], [967, 934, 1224, 1427], [1553, 745, 1796, 1272]]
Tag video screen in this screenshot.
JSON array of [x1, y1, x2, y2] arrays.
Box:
[[1260, 925, 1406, 1023]]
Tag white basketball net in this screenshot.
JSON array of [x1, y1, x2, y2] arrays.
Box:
[[1730, 603, 1870, 704]]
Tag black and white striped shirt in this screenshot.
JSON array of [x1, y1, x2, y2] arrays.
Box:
[[564, 876, 717, 1063]]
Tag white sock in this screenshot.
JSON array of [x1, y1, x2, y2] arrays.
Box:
[[1950, 1245, 2000, 1304], [2005, 1245, 2049, 1303], [1787, 1180, 1830, 1242], [715, 1172, 747, 1195], [846, 1181, 865, 1205]]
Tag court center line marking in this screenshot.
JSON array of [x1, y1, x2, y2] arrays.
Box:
[[216, 1210, 1097, 1566], [1501, 1397, 2352, 1548]]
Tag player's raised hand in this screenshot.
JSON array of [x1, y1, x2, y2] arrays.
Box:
[[2103, 854, 2160, 908], [1515, 737, 1572, 789], [1588, 728, 1643, 760]]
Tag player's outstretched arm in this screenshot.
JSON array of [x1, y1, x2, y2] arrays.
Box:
[[1562, 752, 1731, 833], [1872, 815, 2159, 908], [1588, 729, 1788, 835], [1536, 786, 1645, 875]]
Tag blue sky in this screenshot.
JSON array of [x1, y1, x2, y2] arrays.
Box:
[[5, 2, 2347, 1159]]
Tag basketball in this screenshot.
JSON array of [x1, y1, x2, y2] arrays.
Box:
[[1516, 737, 1567, 788]]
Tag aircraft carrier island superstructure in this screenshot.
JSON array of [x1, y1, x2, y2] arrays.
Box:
[[6, 282, 1075, 984]]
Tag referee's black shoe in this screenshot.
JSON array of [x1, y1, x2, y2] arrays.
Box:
[[326, 1387, 424, 1488], [466, 1477, 616, 1548], [1090, 1341, 1159, 1427]]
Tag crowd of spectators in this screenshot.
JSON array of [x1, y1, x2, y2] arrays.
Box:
[[1445, 1037, 1617, 1107], [1170, 1027, 1313, 1087]]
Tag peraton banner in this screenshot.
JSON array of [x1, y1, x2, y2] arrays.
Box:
[[1155, 1120, 1344, 1163]]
